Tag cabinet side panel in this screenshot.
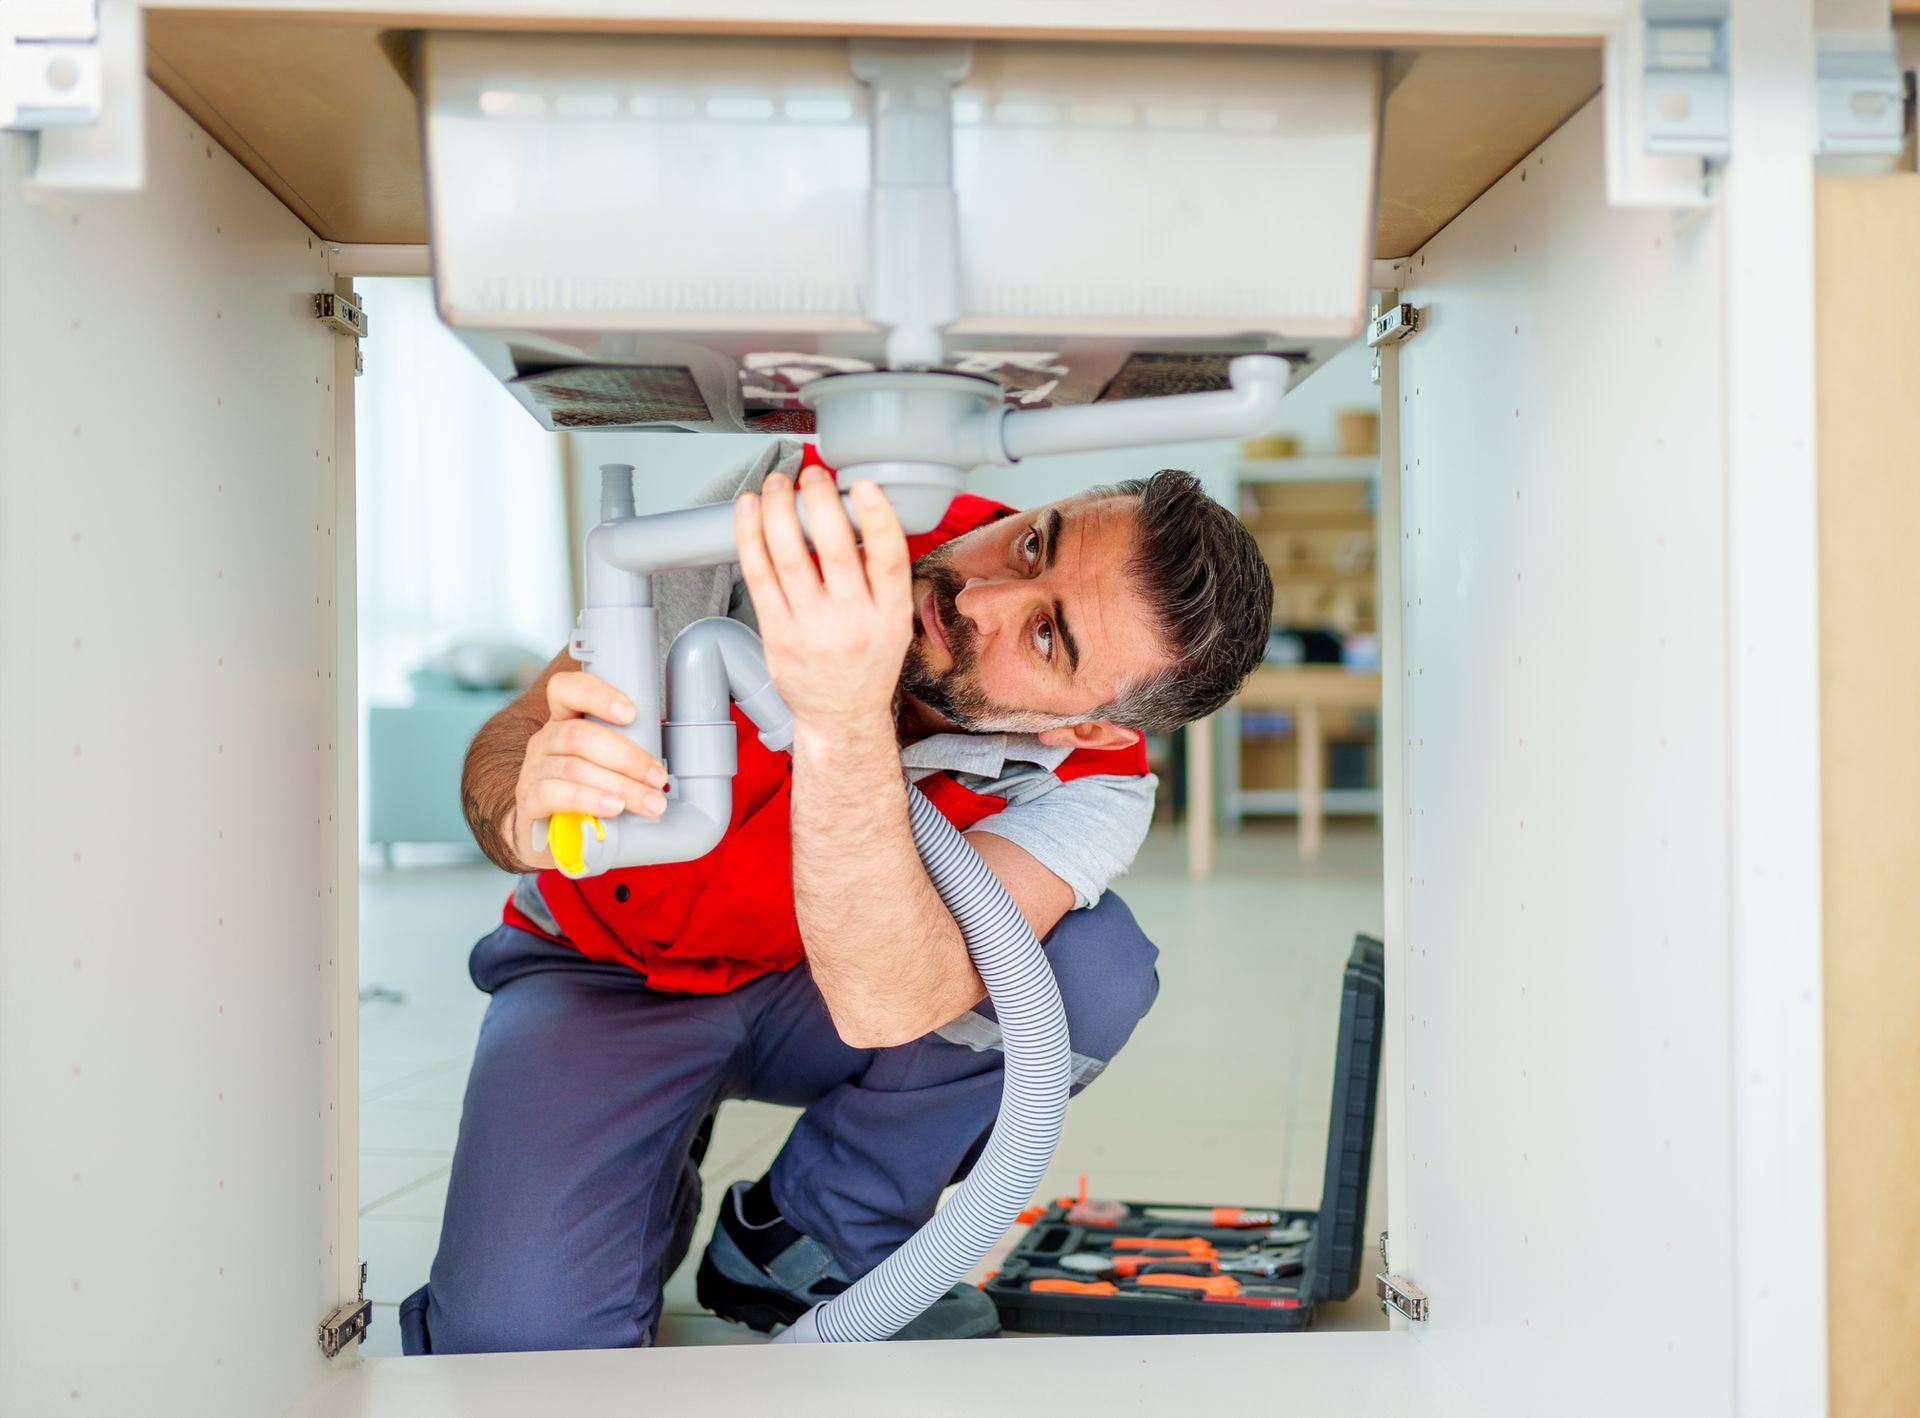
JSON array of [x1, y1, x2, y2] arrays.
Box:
[[1816, 173, 1920, 1418], [1398, 99, 1735, 1414], [0, 86, 346, 1413]]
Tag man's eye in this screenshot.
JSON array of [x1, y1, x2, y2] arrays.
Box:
[[1034, 618, 1054, 662], [1020, 528, 1041, 566]]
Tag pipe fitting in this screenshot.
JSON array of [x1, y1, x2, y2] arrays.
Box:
[[803, 370, 1005, 480]]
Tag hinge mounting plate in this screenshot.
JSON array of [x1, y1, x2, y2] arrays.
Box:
[[314, 292, 368, 340], [318, 1261, 371, 1359], [1, 0, 103, 131], [1815, 34, 1906, 158], [1368, 296, 1415, 386], [1376, 1271, 1430, 1323], [315, 292, 367, 377]]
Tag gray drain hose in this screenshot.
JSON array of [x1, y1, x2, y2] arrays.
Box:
[[773, 783, 1071, 1343]]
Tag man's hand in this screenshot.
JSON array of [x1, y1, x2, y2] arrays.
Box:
[[506, 670, 670, 870], [733, 468, 913, 733]]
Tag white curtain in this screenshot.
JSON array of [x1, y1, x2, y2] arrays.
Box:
[[353, 278, 573, 704]]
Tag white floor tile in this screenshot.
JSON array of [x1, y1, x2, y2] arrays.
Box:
[[360, 1100, 463, 1153], [360, 1150, 452, 1213], [369, 1170, 451, 1222]]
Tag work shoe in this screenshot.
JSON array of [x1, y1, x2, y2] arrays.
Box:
[[696, 1178, 1001, 1341]]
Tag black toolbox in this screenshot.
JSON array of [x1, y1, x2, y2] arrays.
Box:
[[983, 933, 1385, 1335]]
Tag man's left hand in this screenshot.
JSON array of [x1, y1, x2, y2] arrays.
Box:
[[734, 467, 913, 732]]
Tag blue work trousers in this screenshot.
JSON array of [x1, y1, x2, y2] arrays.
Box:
[[399, 894, 1158, 1354]]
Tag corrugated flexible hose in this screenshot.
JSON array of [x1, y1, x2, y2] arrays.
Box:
[[773, 782, 1071, 1343]]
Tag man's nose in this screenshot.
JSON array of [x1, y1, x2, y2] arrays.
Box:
[[953, 576, 1022, 636]]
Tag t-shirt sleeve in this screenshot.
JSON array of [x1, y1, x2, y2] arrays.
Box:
[[966, 771, 1158, 911]]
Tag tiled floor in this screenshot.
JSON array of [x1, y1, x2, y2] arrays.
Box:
[[356, 819, 1389, 1355]]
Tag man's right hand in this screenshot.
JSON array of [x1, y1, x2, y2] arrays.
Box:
[[508, 670, 670, 870]]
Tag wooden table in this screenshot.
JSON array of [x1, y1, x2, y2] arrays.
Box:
[[1186, 666, 1384, 875]]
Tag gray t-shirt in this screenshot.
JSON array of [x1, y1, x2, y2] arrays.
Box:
[[513, 440, 1157, 932]]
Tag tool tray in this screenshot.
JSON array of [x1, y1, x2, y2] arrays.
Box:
[[983, 934, 1384, 1336]]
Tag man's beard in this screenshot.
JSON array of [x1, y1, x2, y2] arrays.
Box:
[[901, 543, 1082, 735]]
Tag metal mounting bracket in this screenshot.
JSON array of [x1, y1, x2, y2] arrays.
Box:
[[1, 0, 102, 130], [1377, 1271, 1431, 1323], [318, 1261, 371, 1359], [1374, 1233, 1430, 1323], [4, 0, 144, 191], [1815, 31, 1906, 158], [1642, 5, 1731, 161], [1367, 295, 1416, 386], [314, 292, 368, 376], [1603, 0, 1725, 208]]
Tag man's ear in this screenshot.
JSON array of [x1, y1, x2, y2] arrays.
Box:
[[1035, 720, 1141, 752]]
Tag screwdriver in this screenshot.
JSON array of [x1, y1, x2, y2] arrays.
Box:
[[1028, 1277, 1182, 1301], [1140, 1206, 1286, 1229], [1130, 1273, 1301, 1302]]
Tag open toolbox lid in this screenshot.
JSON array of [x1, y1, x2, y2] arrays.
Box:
[[1312, 933, 1386, 1304], [414, 32, 1382, 432]]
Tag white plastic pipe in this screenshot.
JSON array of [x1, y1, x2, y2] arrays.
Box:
[[998, 354, 1292, 462]]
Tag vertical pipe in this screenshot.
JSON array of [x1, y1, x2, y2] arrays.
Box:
[[849, 41, 970, 370]]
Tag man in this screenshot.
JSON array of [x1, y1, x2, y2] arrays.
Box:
[[400, 441, 1272, 1353]]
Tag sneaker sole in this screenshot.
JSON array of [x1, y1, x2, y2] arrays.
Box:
[[695, 1250, 807, 1335], [696, 1252, 1002, 1341]]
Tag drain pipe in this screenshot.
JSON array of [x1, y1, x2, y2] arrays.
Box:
[[775, 785, 1069, 1343], [540, 461, 955, 878]]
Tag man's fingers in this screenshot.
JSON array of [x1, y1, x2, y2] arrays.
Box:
[[546, 670, 637, 726], [734, 490, 792, 630], [758, 472, 826, 611], [519, 777, 639, 826], [530, 754, 668, 818], [798, 466, 865, 600], [537, 718, 668, 790], [851, 481, 912, 614]]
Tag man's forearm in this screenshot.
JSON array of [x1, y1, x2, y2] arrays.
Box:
[[790, 713, 984, 1048]]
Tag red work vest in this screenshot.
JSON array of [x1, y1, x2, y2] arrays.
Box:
[[502, 474, 1148, 994]]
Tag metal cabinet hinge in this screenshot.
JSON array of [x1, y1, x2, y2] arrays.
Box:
[[1815, 34, 1906, 158], [314, 292, 368, 377], [1374, 1232, 1429, 1322], [1368, 301, 1418, 349], [318, 1260, 371, 1359], [1641, 4, 1730, 161], [1368, 296, 1417, 385], [1, 0, 104, 131], [314, 292, 368, 340], [1377, 1272, 1430, 1322]]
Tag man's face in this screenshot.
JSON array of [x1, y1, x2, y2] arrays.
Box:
[[901, 494, 1172, 734]]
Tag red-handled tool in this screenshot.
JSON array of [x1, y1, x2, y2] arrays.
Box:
[[1203, 1294, 1303, 1309], [1031, 1278, 1118, 1296]]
